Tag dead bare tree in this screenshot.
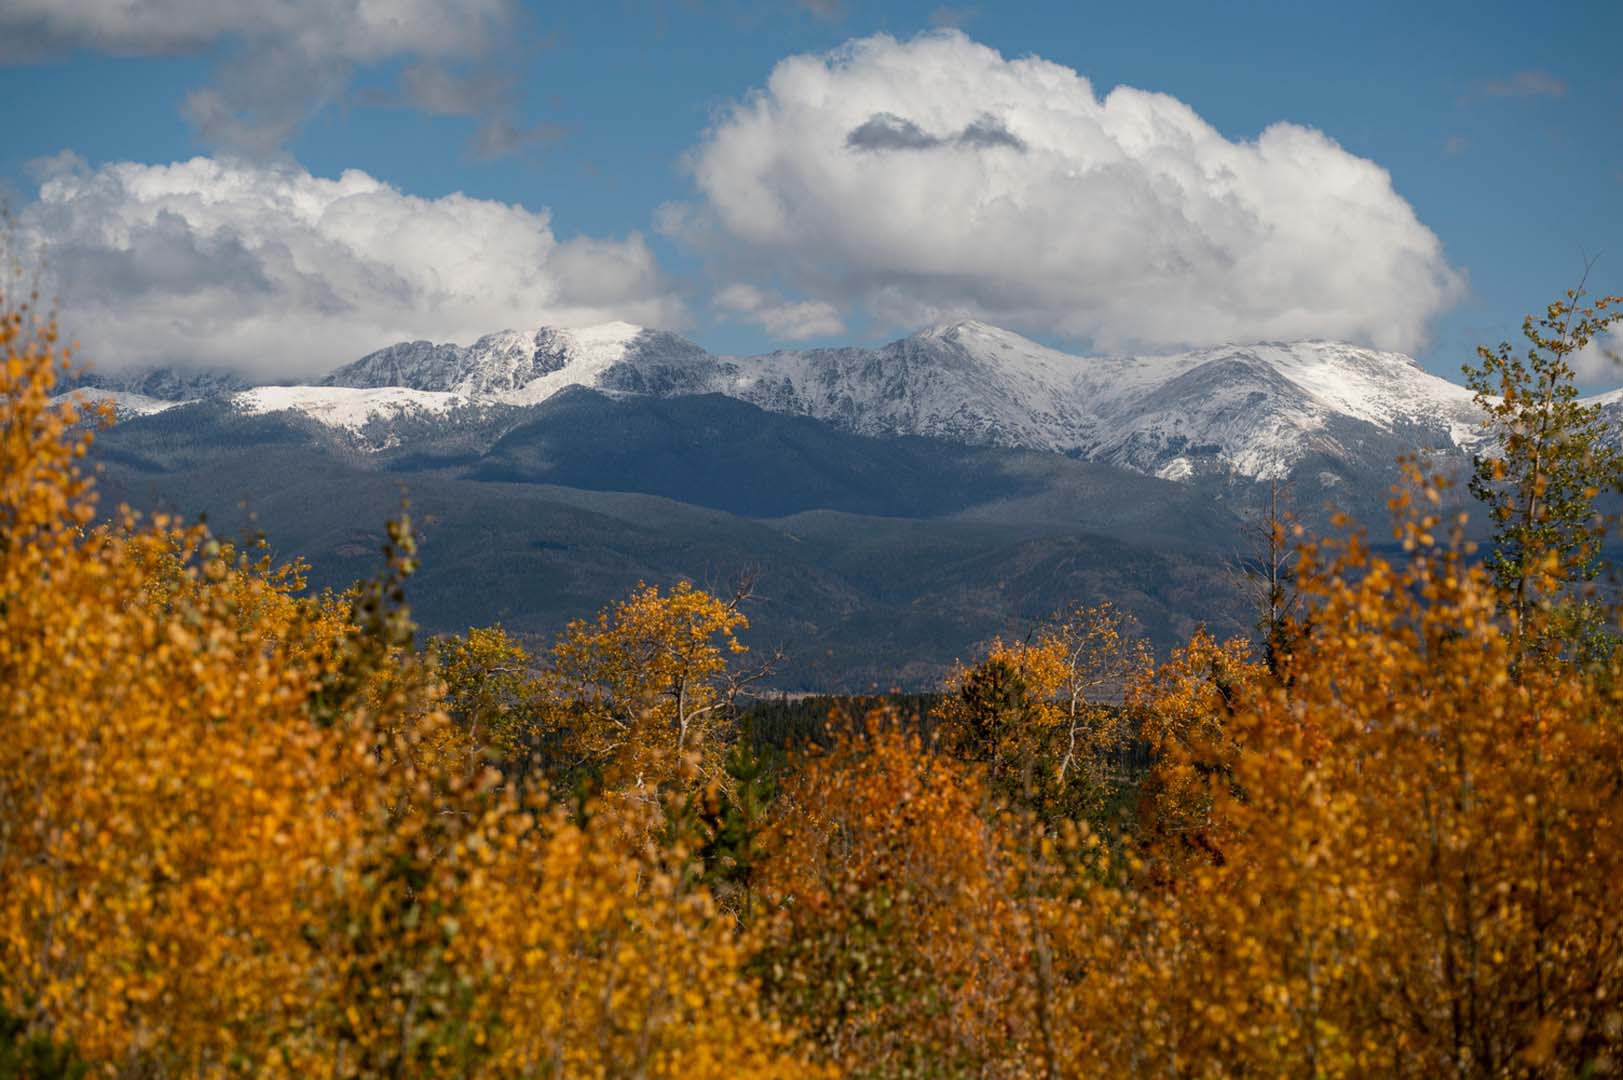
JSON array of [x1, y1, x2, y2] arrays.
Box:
[[1234, 477, 1305, 678]]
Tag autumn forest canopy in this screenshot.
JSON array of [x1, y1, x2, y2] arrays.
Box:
[[5, 279, 1623, 1078]]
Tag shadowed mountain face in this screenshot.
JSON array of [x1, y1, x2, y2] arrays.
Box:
[[465, 388, 1238, 528], [89, 389, 1255, 690]]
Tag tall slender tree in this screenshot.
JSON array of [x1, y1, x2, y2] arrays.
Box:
[[1462, 269, 1623, 661], [1235, 477, 1304, 678]]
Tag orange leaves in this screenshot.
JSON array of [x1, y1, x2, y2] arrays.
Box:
[[1060, 470, 1623, 1076], [758, 717, 1035, 1075], [461, 798, 820, 1078], [9, 271, 1623, 1075], [0, 286, 822, 1077], [0, 290, 96, 562], [1128, 628, 1262, 871], [0, 506, 364, 1070], [539, 579, 752, 801], [937, 602, 1153, 827]]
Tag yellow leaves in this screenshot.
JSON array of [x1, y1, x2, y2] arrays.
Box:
[[1056, 473, 1623, 1076], [10, 274, 1623, 1076], [757, 716, 1036, 1073], [0, 283, 820, 1078], [935, 603, 1152, 831], [454, 797, 816, 1079], [537, 579, 754, 804]]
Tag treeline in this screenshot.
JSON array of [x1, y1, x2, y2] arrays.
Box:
[[4, 283, 1623, 1077], [745, 693, 939, 751], [742, 693, 1157, 786]]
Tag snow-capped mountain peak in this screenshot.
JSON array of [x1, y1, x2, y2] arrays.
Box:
[[707, 331, 1488, 480], [111, 318, 1515, 482], [555, 320, 647, 353], [913, 320, 1087, 373], [323, 321, 659, 400], [915, 318, 1005, 342]]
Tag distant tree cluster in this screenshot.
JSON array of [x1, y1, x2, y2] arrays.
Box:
[[5, 277, 1623, 1077]]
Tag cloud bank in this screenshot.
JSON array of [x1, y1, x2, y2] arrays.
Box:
[[713, 283, 845, 339], [0, 0, 512, 60], [18, 156, 685, 380], [0, 0, 537, 158], [675, 30, 1465, 353]]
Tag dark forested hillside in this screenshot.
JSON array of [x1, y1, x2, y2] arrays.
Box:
[[89, 391, 1255, 688]]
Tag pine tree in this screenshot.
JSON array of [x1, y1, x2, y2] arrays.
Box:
[[695, 726, 778, 923]]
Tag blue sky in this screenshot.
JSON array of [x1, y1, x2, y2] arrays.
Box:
[[2, 0, 1620, 384]]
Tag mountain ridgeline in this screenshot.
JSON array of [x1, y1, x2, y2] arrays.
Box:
[[70, 318, 1574, 688]]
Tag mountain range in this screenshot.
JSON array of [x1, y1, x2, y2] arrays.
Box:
[[61, 319, 1572, 688], [72, 319, 1502, 479]]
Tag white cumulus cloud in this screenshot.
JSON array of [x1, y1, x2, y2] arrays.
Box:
[[18, 155, 686, 380], [1573, 329, 1623, 387], [673, 30, 1466, 354]]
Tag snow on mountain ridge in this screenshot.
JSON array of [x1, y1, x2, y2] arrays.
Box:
[[222, 319, 1502, 479], [704, 325, 1486, 479], [60, 366, 250, 401], [498, 323, 649, 405], [323, 321, 650, 402]]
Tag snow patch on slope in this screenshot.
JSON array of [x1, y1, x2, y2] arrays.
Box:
[[1584, 387, 1623, 408], [54, 387, 191, 418], [1251, 341, 1474, 425], [232, 386, 465, 435], [1156, 457, 1194, 482]]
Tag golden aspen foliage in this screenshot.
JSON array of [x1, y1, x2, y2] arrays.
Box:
[[12, 269, 1623, 1079], [431, 624, 543, 762], [1057, 468, 1623, 1076], [0, 285, 821, 1077], [756, 717, 1037, 1078], [1463, 276, 1623, 662], [536, 580, 752, 803], [1128, 628, 1263, 872], [937, 603, 1153, 824], [1, 352, 363, 1068], [458, 795, 827, 1079]]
